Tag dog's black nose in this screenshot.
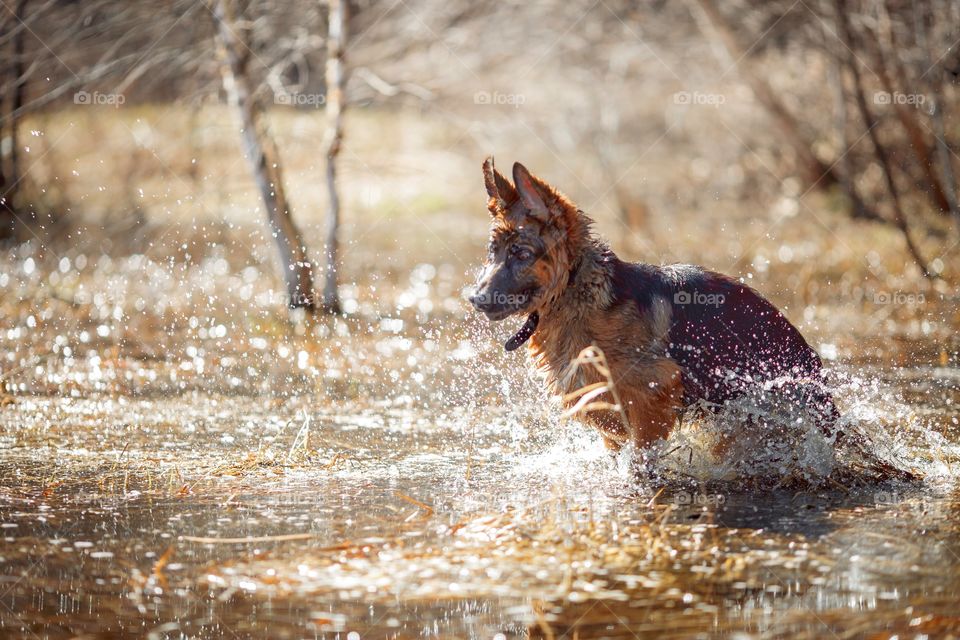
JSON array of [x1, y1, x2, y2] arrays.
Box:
[[469, 293, 493, 311]]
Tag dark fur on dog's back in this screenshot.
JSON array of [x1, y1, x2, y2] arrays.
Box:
[[471, 158, 839, 453], [610, 259, 839, 427]]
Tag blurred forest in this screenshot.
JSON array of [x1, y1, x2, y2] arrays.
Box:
[[3, 4, 960, 636], [1, 0, 959, 392]]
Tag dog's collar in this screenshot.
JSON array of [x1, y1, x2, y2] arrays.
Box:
[[504, 311, 539, 352]]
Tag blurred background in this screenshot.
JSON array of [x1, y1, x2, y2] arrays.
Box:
[[1, 0, 959, 400], [4, 4, 960, 637]]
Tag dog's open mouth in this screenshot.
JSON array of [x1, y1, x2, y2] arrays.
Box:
[[504, 311, 540, 352], [480, 288, 539, 322]]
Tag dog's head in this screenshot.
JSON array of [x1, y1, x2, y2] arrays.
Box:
[[469, 158, 587, 344]]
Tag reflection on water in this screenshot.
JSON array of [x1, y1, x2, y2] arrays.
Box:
[[2, 360, 959, 639]]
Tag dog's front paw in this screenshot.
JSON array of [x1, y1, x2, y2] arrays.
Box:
[[615, 444, 664, 487]]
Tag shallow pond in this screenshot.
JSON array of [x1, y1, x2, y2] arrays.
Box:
[[2, 355, 959, 639]]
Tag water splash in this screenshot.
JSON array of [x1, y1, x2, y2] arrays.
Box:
[[495, 364, 959, 494]]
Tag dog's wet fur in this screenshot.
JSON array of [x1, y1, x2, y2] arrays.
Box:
[[470, 158, 840, 455]]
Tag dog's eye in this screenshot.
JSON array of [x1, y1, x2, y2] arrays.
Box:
[[511, 246, 533, 262]]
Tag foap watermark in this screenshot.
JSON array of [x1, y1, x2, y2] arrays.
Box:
[[74, 90, 125, 107], [673, 91, 726, 107], [674, 290, 725, 307], [471, 290, 530, 307], [874, 91, 926, 107], [672, 491, 725, 506], [474, 91, 525, 108], [873, 291, 925, 306], [285, 292, 317, 308], [246, 291, 320, 309], [873, 490, 901, 505], [276, 92, 326, 108]]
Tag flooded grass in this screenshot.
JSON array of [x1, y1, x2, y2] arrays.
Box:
[[3, 382, 960, 638], [1, 224, 959, 638]]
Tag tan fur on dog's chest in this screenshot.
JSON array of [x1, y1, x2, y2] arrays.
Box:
[[530, 289, 685, 450]]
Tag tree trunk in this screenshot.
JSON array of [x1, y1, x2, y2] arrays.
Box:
[[10, 0, 26, 193], [869, 43, 949, 214], [834, 0, 935, 279], [929, 95, 959, 226], [871, 1, 953, 216], [0, 150, 11, 241], [827, 55, 883, 222], [0, 2, 26, 240], [910, 0, 960, 226], [213, 0, 316, 310], [320, 0, 348, 314]]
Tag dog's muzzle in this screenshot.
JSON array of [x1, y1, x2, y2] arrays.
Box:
[[469, 287, 541, 351], [468, 289, 534, 321]]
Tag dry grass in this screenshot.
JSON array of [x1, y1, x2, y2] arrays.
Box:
[[1, 104, 959, 639], [13, 104, 960, 357], [0, 135, 952, 491]]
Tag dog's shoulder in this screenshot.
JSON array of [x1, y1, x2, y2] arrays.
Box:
[[608, 259, 732, 310], [608, 257, 675, 310]]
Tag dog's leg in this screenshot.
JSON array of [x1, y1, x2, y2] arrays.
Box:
[[610, 376, 684, 483], [620, 392, 674, 482], [602, 434, 623, 452], [601, 434, 626, 472], [576, 418, 627, 471], [625, 394, 680, 450], [619, 363, 684, 452], [711, 414, 756, 463]]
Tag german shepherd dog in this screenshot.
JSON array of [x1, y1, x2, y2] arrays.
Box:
[[470, 158, 841, 459]]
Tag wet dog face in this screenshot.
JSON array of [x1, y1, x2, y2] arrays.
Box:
[[469, 224, 547, 320], [469, 159, 561, 321]]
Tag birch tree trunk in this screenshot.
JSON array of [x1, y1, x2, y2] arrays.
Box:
[[320, 0, 347, 314], [213, 0, 316, 310], [9, 0, 27, 198], [0, 1, 28, 240]]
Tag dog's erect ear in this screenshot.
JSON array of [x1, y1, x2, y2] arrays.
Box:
[[482, 156, 517, 213], [512, 162, 549, 223]]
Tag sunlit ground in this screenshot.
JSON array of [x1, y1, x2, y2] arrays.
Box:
[[2, 105, 960, 638], [2, 219, 959, 638]]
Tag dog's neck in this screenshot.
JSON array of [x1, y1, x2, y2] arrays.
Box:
[[527, 237, 615, 388], [545, 237, 614, 315]]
